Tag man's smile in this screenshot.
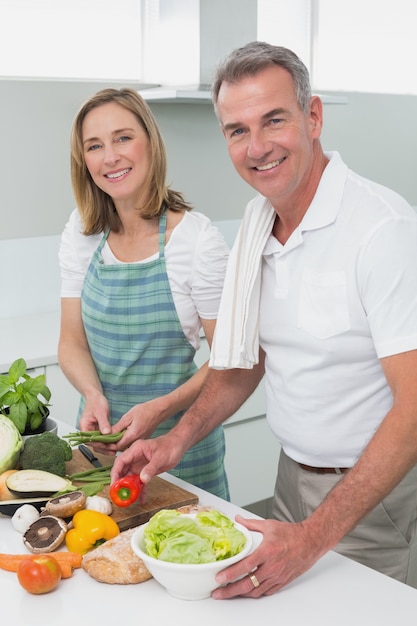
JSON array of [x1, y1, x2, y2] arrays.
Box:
[[254, 157, 286, 171]]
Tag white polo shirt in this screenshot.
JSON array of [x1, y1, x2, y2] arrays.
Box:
[[259, 151, 417, 467]]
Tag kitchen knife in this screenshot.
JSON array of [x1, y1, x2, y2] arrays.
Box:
[[78, 444, 102, 468]]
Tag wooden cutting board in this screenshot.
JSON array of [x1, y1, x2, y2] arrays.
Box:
[[66, 448, 199, 531]]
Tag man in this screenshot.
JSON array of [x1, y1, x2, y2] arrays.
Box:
[[111, 42, 417, 597]]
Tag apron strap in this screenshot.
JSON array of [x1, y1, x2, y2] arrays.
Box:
[[158, 211, 167, 258]]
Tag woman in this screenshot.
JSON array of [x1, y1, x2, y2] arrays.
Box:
[[58, 88, 230, 499]]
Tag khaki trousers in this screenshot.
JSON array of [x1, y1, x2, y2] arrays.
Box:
[[272, 450, 417, 587]]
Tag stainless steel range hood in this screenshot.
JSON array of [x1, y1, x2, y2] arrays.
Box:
[[139, 0, 255, 104], [138, 0, 347, 106], [139, 84, 213, 104]]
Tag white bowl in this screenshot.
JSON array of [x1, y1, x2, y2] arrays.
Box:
[[131, 514, 253, 600]]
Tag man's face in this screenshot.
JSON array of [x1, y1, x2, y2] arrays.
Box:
[[216, 65, 323, 212]]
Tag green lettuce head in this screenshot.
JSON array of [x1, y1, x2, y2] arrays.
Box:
[[144, 509, 247, 564]]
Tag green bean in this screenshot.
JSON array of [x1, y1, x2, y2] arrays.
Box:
[[73, 475, 111, 484], [69, 467, 112, 483], [68, 465, 113, 480], [62, 430, 126, 445]]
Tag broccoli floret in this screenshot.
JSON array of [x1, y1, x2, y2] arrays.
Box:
[[19, 431, 73, 477]]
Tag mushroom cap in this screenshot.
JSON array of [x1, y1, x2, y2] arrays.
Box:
[[23, 515, 67, 553], [45, 491, 86, 518], [11, 504, 40, 534]]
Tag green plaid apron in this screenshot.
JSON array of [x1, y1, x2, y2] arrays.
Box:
[[80, 212, 229, 499]]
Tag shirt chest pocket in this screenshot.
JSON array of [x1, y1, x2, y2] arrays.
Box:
[[297, 269, 350, 339]]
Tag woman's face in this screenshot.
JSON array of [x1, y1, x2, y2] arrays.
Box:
[[82, 102, 151, 208]]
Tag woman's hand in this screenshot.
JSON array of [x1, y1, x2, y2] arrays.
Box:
[[78, 391, 111, 452], [103, 399, 167, 453]]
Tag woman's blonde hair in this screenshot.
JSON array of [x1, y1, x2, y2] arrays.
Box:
[[70, 87, 192, 234]]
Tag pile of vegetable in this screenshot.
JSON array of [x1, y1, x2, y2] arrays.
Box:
[[0, 424, 117, 501], [144, 509, 247, 564], [0, 486, 118, 593], [7, 486, 116, 549], [0, 492, 119, 594], [0, 424, 137, 594]]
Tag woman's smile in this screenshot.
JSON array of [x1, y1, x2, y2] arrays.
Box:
[[104, 167, 132, 180]]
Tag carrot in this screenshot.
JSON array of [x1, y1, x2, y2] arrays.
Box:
[[56, 562, 75, 579], [0, 551, 82, 577]]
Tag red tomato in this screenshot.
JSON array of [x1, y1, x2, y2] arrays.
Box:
[[17, 555, 61, 594]]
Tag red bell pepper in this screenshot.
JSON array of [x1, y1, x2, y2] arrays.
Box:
[[109, 474, 143, 508]]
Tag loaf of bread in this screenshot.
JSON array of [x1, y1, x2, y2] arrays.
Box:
[[82, 527, 152, 584]]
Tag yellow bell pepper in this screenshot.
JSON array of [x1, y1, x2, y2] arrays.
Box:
[[65, 509, 120, 555]]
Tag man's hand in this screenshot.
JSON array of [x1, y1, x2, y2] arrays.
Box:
[[212, 515, 323, 599], [110, 432, 186, 484]]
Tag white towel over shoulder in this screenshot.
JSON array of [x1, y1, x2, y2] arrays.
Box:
[[209, 195, 276, 369]]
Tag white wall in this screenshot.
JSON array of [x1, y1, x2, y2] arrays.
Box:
[[0, 235, 61, 318], [0, 79, 144, 241], [319, 91, 417, 200]]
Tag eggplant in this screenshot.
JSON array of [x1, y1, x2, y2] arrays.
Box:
[[6, 469, 72, 498]]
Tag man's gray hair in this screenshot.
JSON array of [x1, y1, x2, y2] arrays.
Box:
[[212, 41, 312, 114]]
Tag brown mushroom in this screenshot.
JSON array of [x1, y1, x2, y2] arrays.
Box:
[[23, 515, 67, 553], [44, 490, 87, 518]]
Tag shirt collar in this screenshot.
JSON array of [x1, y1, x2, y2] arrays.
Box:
[[263, 151, 348, 256], [300, 151, 348, 232]]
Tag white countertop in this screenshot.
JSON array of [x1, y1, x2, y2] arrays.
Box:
[[1, 419, 416, 626]]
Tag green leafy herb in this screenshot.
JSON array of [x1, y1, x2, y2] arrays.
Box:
[[0, 358, 51, 434]]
